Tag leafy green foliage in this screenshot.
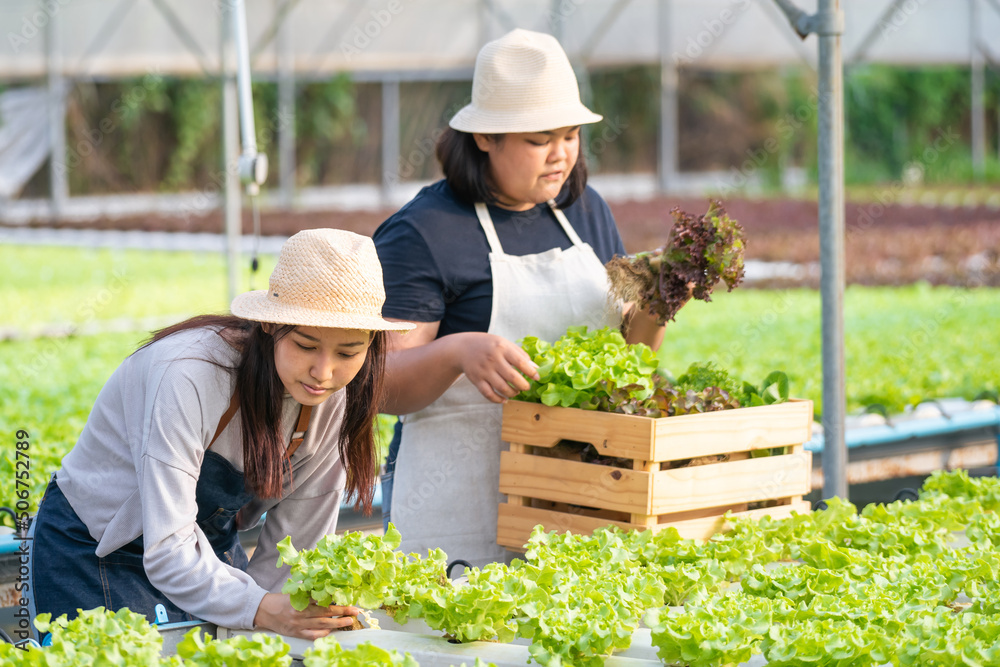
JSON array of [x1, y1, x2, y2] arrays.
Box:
[[518, 326, 659, 411], [922, 468, 1000, 512], [648, 559, 730, 607], [278, 525, 406, 610], [301, 636, 419, 667], [379, 547, 449, 624], [739, 370, 791, 407], [517, 327, 783, 417], [161, 82, 221, 192], [894, 609, 1000, 667], [0, 607, 163, 666], [760, 618, 891, 667], [843, 65, 1000, 185], [673, 361, 741, 397], [637, 471, 1000, 666], [18, 471, 1000, 666], [521, 595, 637, 667], [409, 562, 523, 643], [606, 200, 745, 324], [646, 594, 774, 667], [175, 628, 291, 667], [513, 527, 666, 666], [277, 528, 525, 644], [273, 470, 992, 666], [276, 524, 506, 645], [59, 77, 372, 194]]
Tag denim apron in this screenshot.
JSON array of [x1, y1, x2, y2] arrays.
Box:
[[390, 201, 622, 566], [31, 395, 312, 624]]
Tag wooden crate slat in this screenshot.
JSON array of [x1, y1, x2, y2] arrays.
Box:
[[505, 443, 530, 507], [498, 499, 814, 551], [499, 398, 815, 549], [631, 460, 661, 527], [650, 451, 813, 514], [527, 499, 631, 523], [650, 399, 814, 462], [649, 499, 814, 542], [497, 504, 635, 550], [652, 502, 749, 524], [500, 451, 652, 514], [501, 400, 657, 459], [502, 399, 814, 463]]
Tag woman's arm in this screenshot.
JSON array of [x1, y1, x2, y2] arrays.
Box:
[[381, 320, 540, 415], [621, 304, 666, 351], [621, 280, 696, 352]]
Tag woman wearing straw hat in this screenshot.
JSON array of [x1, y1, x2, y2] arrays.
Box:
[[374, 29, 667, 566], [30, 229, 413, 638]]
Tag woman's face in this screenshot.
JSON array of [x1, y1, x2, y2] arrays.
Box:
[[474, 126, 581, 211], [271, 326, 372, 406]]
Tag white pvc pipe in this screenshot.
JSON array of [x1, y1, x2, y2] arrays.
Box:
[[232, 0, 258, 156]]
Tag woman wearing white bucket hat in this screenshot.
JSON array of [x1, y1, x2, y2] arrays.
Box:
[[31, 229, 413, 638], [374, 29, 667, 566]]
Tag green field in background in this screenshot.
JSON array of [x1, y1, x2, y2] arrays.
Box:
[[657, 284, 998, 417], [1, 245, 278, 330]]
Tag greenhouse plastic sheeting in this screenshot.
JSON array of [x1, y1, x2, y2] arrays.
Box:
[[0, 87, 52, 197], [1, 0, 998, 79]]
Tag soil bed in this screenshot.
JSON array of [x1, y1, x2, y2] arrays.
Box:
[[9, 194, 998, 287]]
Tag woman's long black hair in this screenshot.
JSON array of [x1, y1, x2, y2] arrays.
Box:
[[142, 315, 385, 514]]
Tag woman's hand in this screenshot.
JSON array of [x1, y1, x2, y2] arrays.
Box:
[[253, 592, 358, 640], [454, 332, 540, 403], [381, 324, 540, 414], [621, 281, 695, 351]]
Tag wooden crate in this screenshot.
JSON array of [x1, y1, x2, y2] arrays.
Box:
[[497, 399, 815, 550]]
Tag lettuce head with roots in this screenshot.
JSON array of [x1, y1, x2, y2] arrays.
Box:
[[607, 200, 746, 324]]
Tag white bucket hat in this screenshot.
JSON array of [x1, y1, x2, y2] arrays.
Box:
[[449, 28, 602, 134], [231, 229, 415, 332]]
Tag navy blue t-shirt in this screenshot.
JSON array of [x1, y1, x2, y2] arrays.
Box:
[[372, 179, 626, 337]]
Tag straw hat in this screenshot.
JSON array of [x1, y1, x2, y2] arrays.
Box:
[[231, 229, 414, 332], [449, 28, 602, 134]]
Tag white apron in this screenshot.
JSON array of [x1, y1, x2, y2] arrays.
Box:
[[391, 201, 622, 566]]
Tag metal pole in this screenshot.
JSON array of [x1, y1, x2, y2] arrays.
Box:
[[381, 78, 400, 205], [773, 0, 848, 501], [971, 0, 986, 179], [658, 0, 678, 194], [277, 0, 296, 210], [817, 0, 847, 501], [46, 7, 68, 220], [221, 4, 242, 304]]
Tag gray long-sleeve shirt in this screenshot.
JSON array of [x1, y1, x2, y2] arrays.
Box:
[[55, 326, 349, 629]]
